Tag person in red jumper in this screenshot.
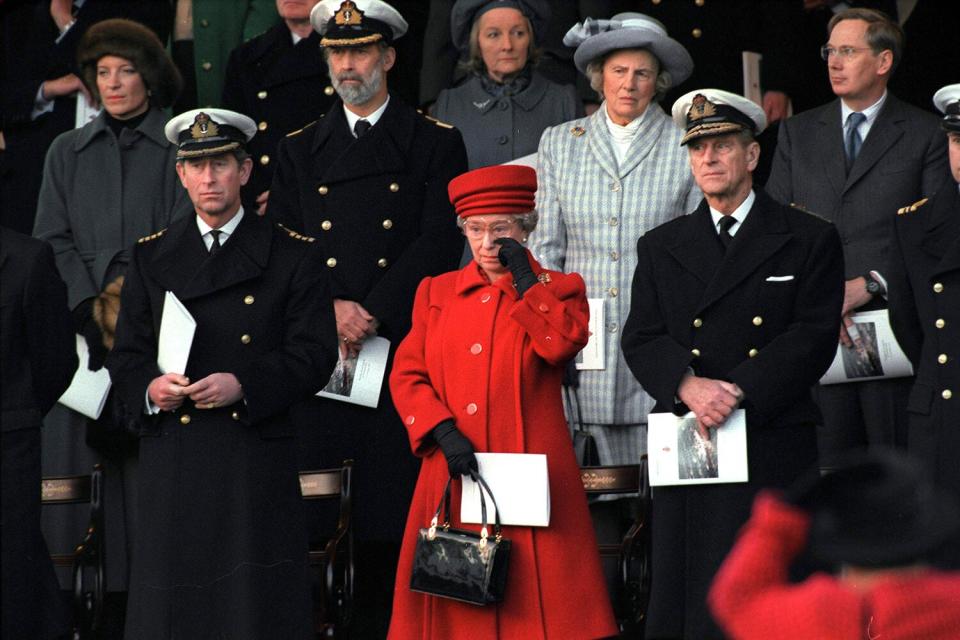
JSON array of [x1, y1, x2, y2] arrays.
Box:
[[709, 450, 960, 640]]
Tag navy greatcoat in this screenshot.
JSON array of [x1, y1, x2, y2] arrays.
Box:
[[106, 212, 338, 639], [221, 22, 337, 203], [888, 182, 960, 565], [268, 96, 467, 543], [621, 190, 845, 639]]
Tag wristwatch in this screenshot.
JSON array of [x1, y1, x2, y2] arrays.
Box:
[[863, 272, 884, 296]]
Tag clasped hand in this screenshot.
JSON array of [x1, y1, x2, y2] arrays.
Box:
[[677, 374, 744, 431], [148, 372, 243, 411]]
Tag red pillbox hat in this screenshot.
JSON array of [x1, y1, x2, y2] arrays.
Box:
[[448, 165, 537, 218]]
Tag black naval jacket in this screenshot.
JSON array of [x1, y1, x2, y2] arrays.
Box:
[[889, 183, 960, 507], [621, 189, 844, 639], [221, 23, 337, 203], [268, 95, 468, 343]]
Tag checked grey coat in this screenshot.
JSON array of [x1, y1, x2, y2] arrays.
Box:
[[530, 103, 700, 445]]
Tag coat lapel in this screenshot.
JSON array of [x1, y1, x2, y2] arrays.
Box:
[[617, 107, 669, 179], [697, 191, 792, 313], [664, 201, 725, 286], [816, 101, 847, 199], [149, 216, 209, 295], [930, 188, 960, 276], [845, 95, 904, 190], [584, 106, 619, 182]]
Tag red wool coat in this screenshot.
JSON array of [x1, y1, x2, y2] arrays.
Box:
[[388, 255, 618, 640]]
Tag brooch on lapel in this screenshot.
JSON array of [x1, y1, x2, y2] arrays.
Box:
[[473, 100, 490, 110], [570, 126, 585, 137]]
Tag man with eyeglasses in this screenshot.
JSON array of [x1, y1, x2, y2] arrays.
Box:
[[765, 7, 949, 474]]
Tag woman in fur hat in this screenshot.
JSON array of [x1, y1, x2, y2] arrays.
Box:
[[32, 17, 193, 615]]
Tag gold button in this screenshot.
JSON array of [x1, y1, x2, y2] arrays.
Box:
[[382, 219, 393, 229], [244, 295, 254, 305], [241, 334, 251, 344], [389, 182, 399, 192], [692, 28, 702, 38], [652, 0, 661, 4], [691, 348, 701, 357], [201, 61, 212, 71], [257, 90, 268, 100], [933, 282, 944, 293], [200, 18, 209, 27], [326, 257, 337, 268], [377, 258, 388, 268], [609, 287, 619, 297], [936, 318, 946, 329], [321, 220, 332, 231], [693, 318, 703, 328], [943, 389, 953, 400], [318, 185, 328, 195], [752, 316, 763, 326], [231, 411, 240, 421], [324, 85, 334, 96], [695, 0, 705, 5], [466, 403, 478, 415], [180, 414, 191, 425], [938, 354, 948, 364], [259, 155, 270, 165], [470, 343, 482, 355], [748, 348, 759, 358], [258, 121, 267, 131]]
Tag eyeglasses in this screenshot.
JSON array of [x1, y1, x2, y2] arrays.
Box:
[[820, 45, 873, 61], [462, 219, 518, 239]]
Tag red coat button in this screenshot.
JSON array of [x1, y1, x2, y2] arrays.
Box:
[[539, 303, 549, 312], [470, 343, 482, 355], [466, 403, 478, 415]]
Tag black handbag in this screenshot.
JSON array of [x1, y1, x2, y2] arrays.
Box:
[[409, 472, 512, 605], [564, 384, 600, 467]]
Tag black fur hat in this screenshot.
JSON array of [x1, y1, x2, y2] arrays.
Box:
[[77, 19, 181, 109]]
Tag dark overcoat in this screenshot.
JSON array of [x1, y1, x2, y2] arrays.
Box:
[[106, 212, 338, 639], [888, 182, 960, 559], [0, 228, 75, 640], [221, 23, 337, 203], [268, 96, 467, 542], [621, 190, 845, 639]]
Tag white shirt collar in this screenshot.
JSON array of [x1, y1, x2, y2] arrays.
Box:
[[343, 95, 390, 137], [709, 190, 755, 237], [841, 90, 887, 135], [291, 30, 304, 45], [196, 207, 244, 249]]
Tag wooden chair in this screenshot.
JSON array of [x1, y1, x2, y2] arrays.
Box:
[[41, 463, 105, 640], [300, 460, 354, 639], [580, 457, 651, 638]]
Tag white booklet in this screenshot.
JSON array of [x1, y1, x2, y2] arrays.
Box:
[[820, 309, 914, 384], [461, 453, 550, 527], [648, 410, 749, 487], [316, 335, 390, 408], [58, 334, 112, 420], [575, 298, 605, 370], [157, 291, 196, 374]]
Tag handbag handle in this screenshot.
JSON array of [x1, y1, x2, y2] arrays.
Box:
[[427, 472, 503, 547]]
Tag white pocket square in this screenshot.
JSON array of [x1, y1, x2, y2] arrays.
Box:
[[765, 275, 794, 282]]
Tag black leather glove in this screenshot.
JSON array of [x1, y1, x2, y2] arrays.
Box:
[[72, 298, 108, 371], [432, 419, 478, 477], [495, 237, 536, 298]]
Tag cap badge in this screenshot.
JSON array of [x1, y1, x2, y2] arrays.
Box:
[[190, 112, 219, 140], [335, 1, 364, 26], [687, 94, 717, 122]]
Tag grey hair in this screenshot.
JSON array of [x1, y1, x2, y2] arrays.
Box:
[[459, 14, 541, 76], [585, 48, 673, 104], [456, 211, 539, 234]]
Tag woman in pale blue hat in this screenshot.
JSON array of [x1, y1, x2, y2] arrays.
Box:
[[432, 0, 581, 170], [528, 14, 700, 504]]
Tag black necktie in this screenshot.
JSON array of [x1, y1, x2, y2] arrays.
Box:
[[353, 119, 371, 138], [209, 229, 222, 255], [718, 216, 736, 251], [845, 111, 866, 173]]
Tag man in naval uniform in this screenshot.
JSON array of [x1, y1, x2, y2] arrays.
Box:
[[621, 89, 845, 639], [106, 108, 338, 639], [888, 83, 960, 568], [267, 1, 467, 635]]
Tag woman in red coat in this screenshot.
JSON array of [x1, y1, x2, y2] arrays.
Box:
[[387, 165, 618, 639]]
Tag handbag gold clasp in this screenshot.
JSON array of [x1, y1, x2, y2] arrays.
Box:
[[428, 516, 438, 540]]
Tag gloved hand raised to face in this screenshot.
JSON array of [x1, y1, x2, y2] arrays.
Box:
[[432, 419, 478, 477], [495, 237, 536, 297]]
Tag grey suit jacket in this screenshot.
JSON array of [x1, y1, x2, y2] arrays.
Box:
[[765, 93, 948, 279]]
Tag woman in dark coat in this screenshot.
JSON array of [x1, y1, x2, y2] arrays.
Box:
[[433, 0, 581, 169], [388, 165, 617, 639], [32, 18, 191, 595]]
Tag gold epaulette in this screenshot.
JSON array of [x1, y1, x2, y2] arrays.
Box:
[[421, 113, 455, 129], [286, 118, 321, 138], [277, 223, 316, 243], [137, 228, 166, 243], [897, 198, 929, 215]]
